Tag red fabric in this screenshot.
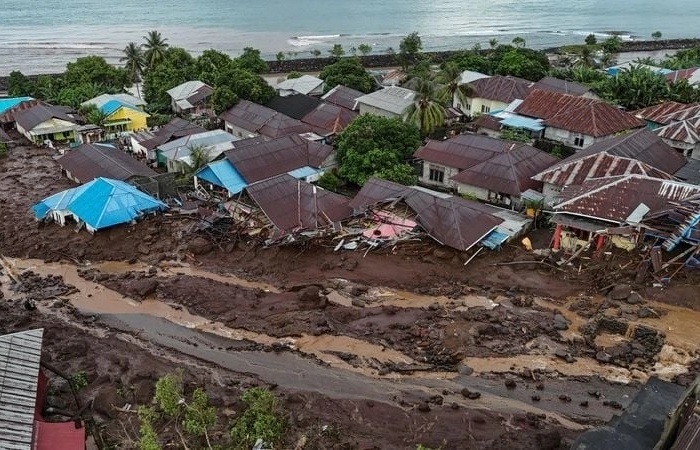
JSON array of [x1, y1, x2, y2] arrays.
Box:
[[35, 370, 49, 420], [33, 420, 86, 450]]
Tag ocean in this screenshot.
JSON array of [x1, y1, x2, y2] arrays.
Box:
[[1, 0, 699, 75]]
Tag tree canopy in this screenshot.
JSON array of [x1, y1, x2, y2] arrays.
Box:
[[319, 57, 375, 93], [335, 114, 421, 186], [398, 32, 423, 71], [446, 44, 550, 81]]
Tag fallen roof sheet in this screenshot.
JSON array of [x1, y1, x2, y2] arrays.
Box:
[[139, 118, 207, 151]]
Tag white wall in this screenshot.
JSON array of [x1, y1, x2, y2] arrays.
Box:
[[358, 103, 403, 120], [542, 182, 563, 207], [544, 127, 598, 149], [224, 121, 260, 139], [418, 163, 461, 189]]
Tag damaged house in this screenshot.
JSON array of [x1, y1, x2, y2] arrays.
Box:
[[220, 100, 312, 139], [57, 142, 158, 184], [130, 117, 206, 160]]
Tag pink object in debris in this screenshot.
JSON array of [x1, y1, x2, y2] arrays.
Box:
[[362, 211, 417, 239]]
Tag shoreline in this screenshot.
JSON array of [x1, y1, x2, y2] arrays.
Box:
[[1, 38, 698, 93]]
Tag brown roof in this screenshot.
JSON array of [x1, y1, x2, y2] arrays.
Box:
[[57, 143, 158, 183], [531, 76, 592, 96], [265, 94, 322, 120], [468, 76, 533, 104], [533, 129, 687, 187], [186, 84, 213, 105], [301, 103, 358, 135], [450, 144, 559, 196], [321, 85, 364, 111], [655, 118, 700, 145], [14, 104, 77, 131], [414, 134, 511, 170], [554, 174, 700, 223], [632, 101, 698, 125], [665, 68, 699, 82], [219, 100, 278, 133], [258, 113, 312, 139], [225, 134, 332, 183], [0, 99, 45, 125], [474, 114, 502, 131], [515, 89, 644, 137], [348, 177, 503, 252], [140, 117, 207, 150], [246, 173, 353, 235]]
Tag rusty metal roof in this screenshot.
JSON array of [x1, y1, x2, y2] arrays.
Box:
[[414, 134, 514, 170], [14, 103, 77, 131], [258, 112, 312, 139], [515, 89, 644, 137], [219, 100, 278, 133], [321, 85, 364, 111], [139, 117, 206, 150], [57, 143, 158, 183], [348, 177, 414, 210], [301, 102, 357, 135], [632, 101, 697, 125], [0, 328, 44, 450], [473, 114, 502, 131], [531, 76, 591, 96], [225, 134, 332, 183], [554, 174, 700, 223], [533, 129, 687, 187], [655, 118, 700, 145], [265, 94, 322, 120], [246, 173, 352, 234], [450, 143, 558, 196], [468, 76, 533, 104]]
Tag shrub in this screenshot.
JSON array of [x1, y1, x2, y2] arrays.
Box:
[[230, 388, 286, 449]]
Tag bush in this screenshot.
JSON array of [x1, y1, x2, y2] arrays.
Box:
[[154, 372, 183, 416], [317, 171, 343, 191], [230, 388, 286, 449], [70, 371, 89, 390], [138, 407, 161, 450], [0, 142, 8, 157]]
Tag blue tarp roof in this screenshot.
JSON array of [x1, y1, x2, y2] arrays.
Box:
[[500, 116, 544, 131], [0, 96, 33, 115], [100, 99, 140, 116], [287, 166, 322, 179], [195, 160, 248, 195], [480, 230, 510, 250], [32, 177, 166, 231]]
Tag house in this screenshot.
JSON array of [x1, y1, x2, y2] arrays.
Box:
[[632, 101, 698, 129], [14, 104, 79, 145], [301, 102, 357, 137], [461, 75, 532, 115], [654, 117, 700, 157], [354, 86, 415, 119], [266, 94, 322, 120], [665, 67, 700, 85], [459, 70, 490, 85], [156, 129, 242, 173], [130, 117, 206, 160], [321, 85, 364, 111], [166, 80, 214, 116], [606, 62, 672, 76], [413, 134, 558, 208], [531, 76, 599, 99], [81, 94, 149, 135], [32, 177, 166, 233], [220, 100, 311, 139], [550, 174, 700, 251], [0, 329, 87, 449], [0, 97, 43, 129], [0, 96, 35, 115], [57, 142, 158, 183], [532, 129, 689, 204], [275, 75, 325, 97], [514, 89, 644, 148]]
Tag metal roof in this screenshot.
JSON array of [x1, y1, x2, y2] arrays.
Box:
[[301, 102, 357, 135], [225, 134, 332, 183], [266, 94, 322, 120], [0, 99, 43, 125], [355, 86, 415, 115], [258, 112, 312, 139], [531, 76, 591, 96], [655, 119, 700, 145], [276, 75, 324, 95], [139, 117, 206, 151], [468, 76, 533, 104], [499, 115, 544, 131], [166, 80, 212, 103], [158, 130, 240, 165], [459, 70, 490, 85], [219, 100, 278, 134], [246, 173, 352, 235], [633, 101, 699, 125], [533, 129, 687, 187], [321, 85, 364, 111], [0, 328, 44, 450], [13, 104, 77, 132], [0, 97, 34, 115], [57, 143, 157, 183], [195, 160, 248, 195], [515, 89, 644, 137], [554, 174, 700, 223], [414, 134, 513, 170], [81, 93, 144, 110]]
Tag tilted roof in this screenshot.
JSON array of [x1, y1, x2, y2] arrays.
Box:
[[531, 76, 592, 96], [533, 129, 688, 187], [632, 101, 698, 125], [0, 98, 44, 125], [655, 118, 700, 145], [515, 89, 644, 137], [0, 96, 34, 115], [301, 102, 358, 135], [57, 143, 157, 182], [246, 173, 352, 235], [554, 174, 700, 224], [321, 85, 364, 111], [220, 100, 278, 133], [468, 75, 533, 104], [139, 117, 207, 150], [81, 93, 145, 110], [266, 94, 322, 120], [14, 104, 77, 131], [166, 80, 212, 104], [355, 86, 416, 115]]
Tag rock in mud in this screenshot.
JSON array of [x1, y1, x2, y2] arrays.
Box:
[[296, 286, 320, 303], [553, 314, 569, 330], [626, 292, 644, 305], [417, 401, 431, 412], [457, 363, 474, 375], [505, 379, 517, 389], [637, 307, 654, 318], [531, 395, 541, 402], [460, 388, 481, 400], [595, 351, 612, 363], [187, 237, 213, 255], [609, 284, 632, 300], [351, 298, 366, 308], [554, 349, 575, 363], [125, 278, 159, 299]]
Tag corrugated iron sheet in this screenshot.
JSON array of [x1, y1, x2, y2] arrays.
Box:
[[13, 104, 77, 131], [0, 328, 44, 450], [258, 113, 312, 139], [515, 89, 644, 137], [302, 103, 357, 135], [414, 134, 514, 170], [321, 85, 364, 111], [139, 117, 206, 151], [0, 99, 44, 125], [531, 77, 591, 96], [632, 101, 695, 125], [468, 76, 532, 104], [656, 118, 700, 145], [219, 100, 277, 134], [57, 143, 158, 183]]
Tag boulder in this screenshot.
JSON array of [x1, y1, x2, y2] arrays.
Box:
[[126, 278, 159, 298], [187, 237, 213, 255], [553, 314, 569, 331], [609, 284, 632, 300], [297, 286, 320, 303], [457, 363, 474, 375], [626, 292, 645, 305]]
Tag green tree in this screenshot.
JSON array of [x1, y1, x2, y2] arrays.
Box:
[[214, 66, 275, 105], [230, 388, 286, 450], [398, 32, 423, 71], [275, 51, 285, 63], [511, 36, 526, 48], [121, 42, 145, 98], [329, 44, 345, 59], [358, 43, 372, 56], [79, 103, 109, 126], [668, 79, 700, 103], [576, 46, 595, 68], [435, 61, 473, 109], [143, 47, 197, 112], [488, 38, 499, 49], [601, 35, 623, 53], [600, 66, 670, 109], [143, 30, 169, 69], [287, 71, 303, 79], [500, 128, 531, 143], [407, 78, 445, 135], [196, 49, 234, 86], [340, 147, 417, 185], [186, 144, 212, 175], [585, 34, 597, 46], [652, 31, 663, 40], [33, 75, 63, 103], [211, 86, 239, 115], [319, 57, 375, 93], [138, 407, 161, 450], [182, 388, 216, 439], [236, 47, 268, 74], [64, 55, 129, 91], [450, 50, 491, 74], [7, 71, 34, 97], [494, 48, 549, 80], [154, 372, 183, 416], [311, 49, 322, 58]]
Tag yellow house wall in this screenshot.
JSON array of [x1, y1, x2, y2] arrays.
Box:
[[610, 235, 636, 251], [467, 98, 509, 115], [107, 107, 149, 132], [559, 230, 590, 252]]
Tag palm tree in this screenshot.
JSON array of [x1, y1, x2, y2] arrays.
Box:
[[435, 62, 473, 111], [186, 144, 212, 175], [512, 36, 526, 48], [488, 38, 498, 49], [120, 42, 145, 98], [407, 78, 445, 135], [143, 30, 169, 69]]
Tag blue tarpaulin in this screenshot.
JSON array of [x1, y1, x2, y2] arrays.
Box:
[[480, 230, 510, 250], [32, 177, 167, 232], [500, 116, 544, 131], [195, 160, 248, 195]]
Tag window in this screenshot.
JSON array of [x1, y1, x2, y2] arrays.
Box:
[[480, 104, 491, 113], [428, 165, 445, 183], [574, 134, 585, 147], [463, 102, 471, 111]]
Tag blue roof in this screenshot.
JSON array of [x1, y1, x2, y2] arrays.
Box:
[[0, 96, 33, 115], [100, 99, 140, 116], [287, 166, 322, 179], [32, 178, 166, 231], [480, 230, 510, 250], [195, 160, 248, 195], [500, 116, 544, 131]]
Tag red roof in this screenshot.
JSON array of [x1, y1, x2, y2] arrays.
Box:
[[632, 101, 697, 125], [665, 68, 699, 83], [515, 89, 644, 137], [468, 76, 533, 104], [533, 129, 687, 187], [33, 420, 85, 450], [474, 114, 502, 131], [655, 118, 700, 145], [301, 102, 357, 135]]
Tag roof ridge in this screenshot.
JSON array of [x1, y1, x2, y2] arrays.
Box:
[[555, 174, 642, 209]]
